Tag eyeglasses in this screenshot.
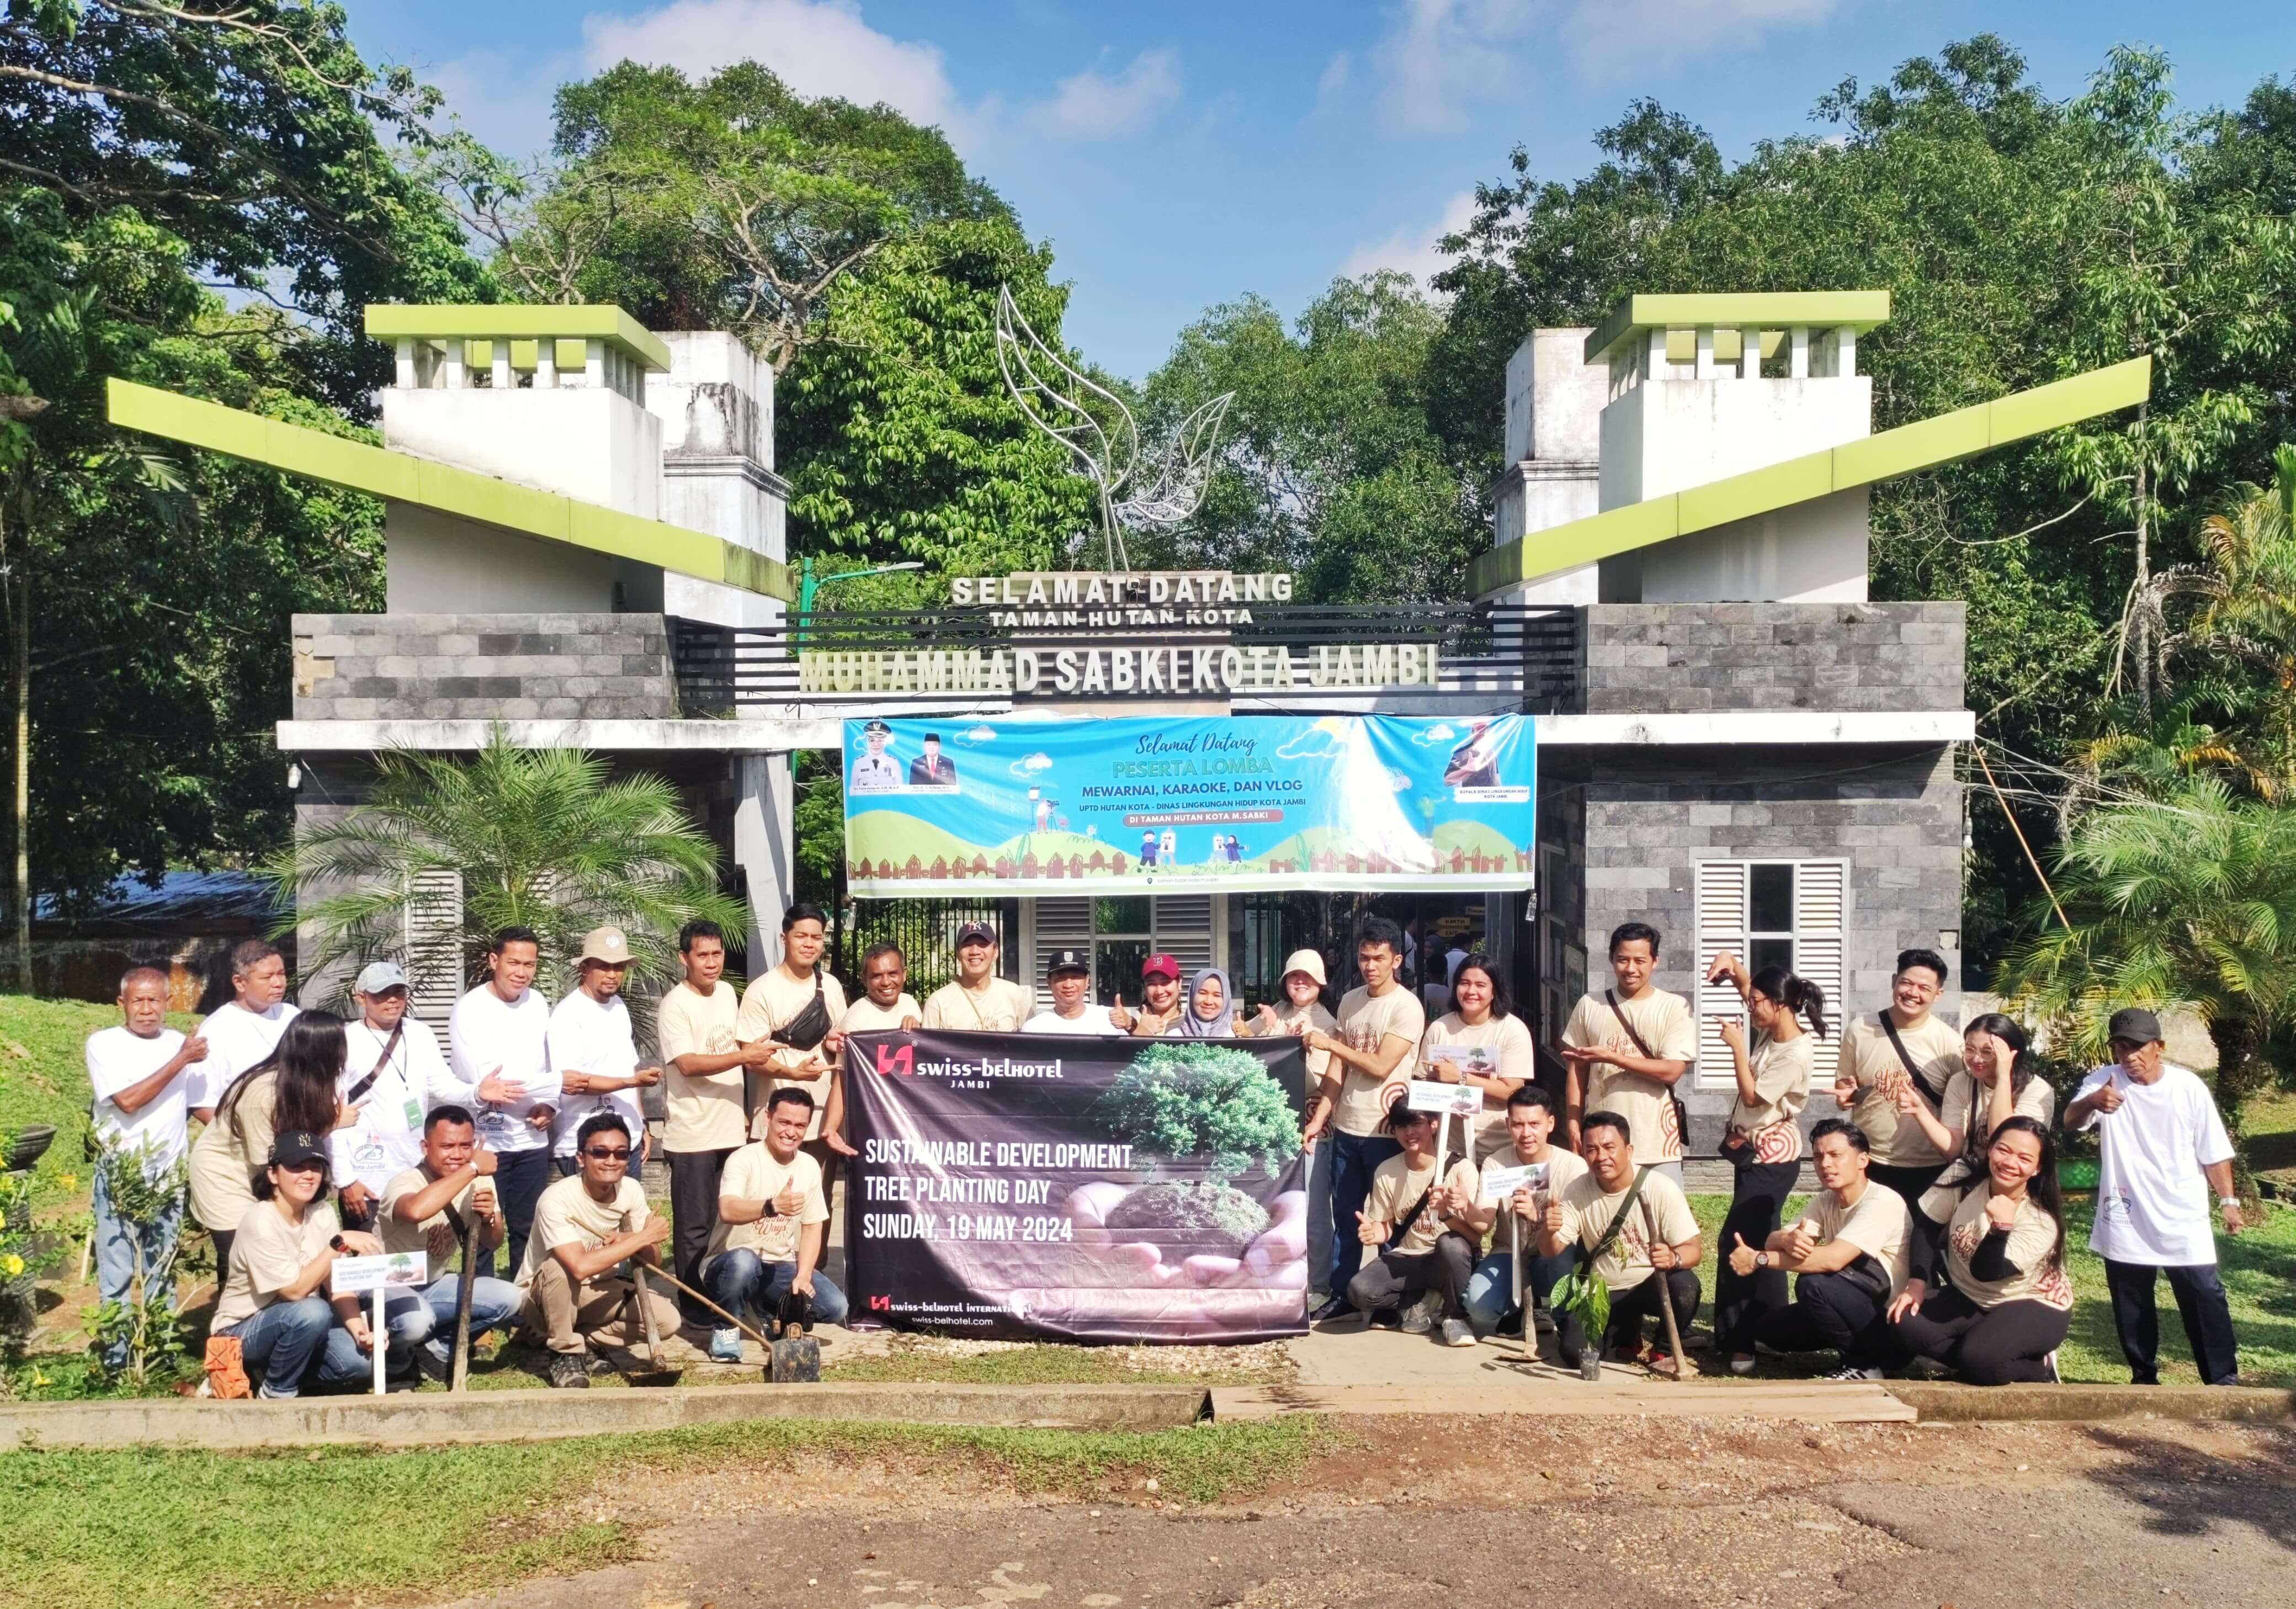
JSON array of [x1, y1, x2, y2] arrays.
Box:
[[583, 1146, 632, 1160]]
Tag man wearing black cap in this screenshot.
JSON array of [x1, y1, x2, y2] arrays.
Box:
[[908, 731, 958, 785], [851, 721, 901, 792], [1024, 951, 1121, 1036], [2066, 1006, 2245, 1385], [922, 922, 1030, 1030]]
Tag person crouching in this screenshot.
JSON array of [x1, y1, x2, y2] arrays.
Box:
[[1344, 1100, 1481, 1347]]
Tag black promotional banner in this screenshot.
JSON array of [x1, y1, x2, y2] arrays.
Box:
[[843, 1028, 1311, 1342]]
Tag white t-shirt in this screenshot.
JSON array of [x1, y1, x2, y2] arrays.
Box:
[[546, 988, 646, 1157], [448, 984, 558, 1155], [2074, 1062, 2235, 1266], [189, 999, 299, 1109], [1023, 1005, 1122, 1036], [330, 1018, 440, 1196], [87, 1026, 193, 1175]]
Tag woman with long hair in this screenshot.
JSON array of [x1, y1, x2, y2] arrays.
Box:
[[209, 1128, 385, 1398], [1413, 953, 1530, 1166], [1705, 953, 1828, 1373], [188, 1012, 350, 1277], [1905, 1014, 2059, 1270], [1889, 1114, 2072, 1383]]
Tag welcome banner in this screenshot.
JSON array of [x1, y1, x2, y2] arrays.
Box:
[[841, 1028, 1312, 1343], [842, 713, 1535, 895]]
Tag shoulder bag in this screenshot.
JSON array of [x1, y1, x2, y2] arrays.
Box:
[[1877, 1013, 1949, 1117], [1607, 989, 1692, 1156]]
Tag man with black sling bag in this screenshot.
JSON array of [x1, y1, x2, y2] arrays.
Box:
[[1832, 948, 1964, 1204], [1540, 1111, 1704, 1374], [1560, 923, 1696, 1185], [335, 962, 454, 1232]]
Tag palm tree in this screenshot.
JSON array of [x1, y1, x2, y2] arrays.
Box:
[[1998, 776, 2296, 1139], [264, 731, 748, 1010]]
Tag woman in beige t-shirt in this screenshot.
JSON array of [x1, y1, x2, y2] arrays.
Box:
[[210, 1128, 382, 1398], [1909, 1013, 2059, 1271], [188, 1013, 352, 1282], [1412, 954, 1532, 1165], [1705, 953, 1826, 1371]]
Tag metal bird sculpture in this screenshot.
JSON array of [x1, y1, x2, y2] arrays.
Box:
[[995, 285, 1232, 572]]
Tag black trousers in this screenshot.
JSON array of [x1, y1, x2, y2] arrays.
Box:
[[1867, 1161, 1947, 1209], [1558, 1268, 1700, 1366], [667, 1146, 737, 1324], [210, 1228, 236, 1285], [1751, 1268, 1896, 1369], [1715, 1156, 1799, 1355], [481, 1147, 552, 1282], [2104, 1258, 2241, 1385], [1895, 1284, 2068, 1385], [1346, 1232, 1475, 1321]]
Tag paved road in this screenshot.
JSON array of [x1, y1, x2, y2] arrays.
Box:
[[441, 1415, 2296, 1609]]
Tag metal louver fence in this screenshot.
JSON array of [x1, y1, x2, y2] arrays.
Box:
[[832, 898, 1018, 1000]]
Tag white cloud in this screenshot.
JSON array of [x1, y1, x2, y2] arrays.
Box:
[[1373, 0, 1539, 135], [1030, 49, 1182, 140], [1559, 0, 1841, 77], [1338, 189, 1477, 288], [1311, 51, 1352, 118]]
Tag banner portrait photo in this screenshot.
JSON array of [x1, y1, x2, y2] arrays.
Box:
[[842, 1027, 1312, 1342], [842, 713, 1535, 895]]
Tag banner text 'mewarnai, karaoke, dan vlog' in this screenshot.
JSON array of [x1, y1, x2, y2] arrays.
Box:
[[842, 1028, 1311, 1343], [842, 713, 1534, 896]]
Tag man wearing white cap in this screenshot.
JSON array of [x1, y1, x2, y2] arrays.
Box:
[[333, 959, 456, 1231], [548, 927, 663, 1176]]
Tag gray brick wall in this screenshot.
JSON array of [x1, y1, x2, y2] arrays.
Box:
[[1578, 601, 1963, 713], [1543, 743, 1964, 1151], [291, 613, 676, 721]]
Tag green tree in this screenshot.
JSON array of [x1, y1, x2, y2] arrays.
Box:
[[1140, 272, 1481, 603], [264, 734, 747, 1010], [1997, 777, 2296, 1140]]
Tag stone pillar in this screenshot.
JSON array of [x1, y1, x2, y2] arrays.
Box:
[[733, 753, 794, 970]]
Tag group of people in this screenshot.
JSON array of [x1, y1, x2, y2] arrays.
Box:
[[1303, 918, 2246, 1387], [84, 905, 2249, 1396]]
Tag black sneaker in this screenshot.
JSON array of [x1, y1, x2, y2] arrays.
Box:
[[1368, 1307, 1404, 1330], [1493, 1305, 1526, 1340], [548, 1352, 592, 1389], [1308, 1295, 1351, 1323]]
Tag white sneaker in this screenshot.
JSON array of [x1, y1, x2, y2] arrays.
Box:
[[1824, 1363, 1884, 1382], [2041, 1349, 2060, 1383], [1729, 1354, 1757, 1375], [1399, 1293, 1439, 1335], [1440, 1317, 1476, 1347]]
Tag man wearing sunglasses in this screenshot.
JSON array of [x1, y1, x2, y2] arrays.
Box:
[[514, 1112, 680, 1388]]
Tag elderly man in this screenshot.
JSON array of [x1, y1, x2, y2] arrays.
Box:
[[187, 939, 300, 1271], [908, 731, 958, 785], [702, 1087, 846, 1361], [446, 927, 559, 1278], [1731, 1119, 1912, 1381], [921, 921, 1030, 1031], [548, 927, 662, 1177], [1023, 950, 1122, 1035], [333, 960, 455, 1231], [378, 1104, 523, 1382], [1538, 1111, 1703, 1376], [516, 1112, 681, 1388], [2066, 1006, 2244, 1385]]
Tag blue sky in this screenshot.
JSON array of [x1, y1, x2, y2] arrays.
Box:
[[357, 1, 2296, 384]]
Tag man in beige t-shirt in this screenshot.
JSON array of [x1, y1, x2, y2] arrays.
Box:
[[824, 941, 924, 1158], [1301, 919, 1425, 1320], [515, 1111, 679, 1387], [1728, 1118, 1911, 1380], [1560, 922, 1694, 1178], [1538, 1112, 1703, 1373], [1459, 1085, 1588, 1336], [698, 1087, 847, 1360], [657, 920, 777, 1326], [735, 904, 848, 1146], [921, 922, 1031, 1030], [376, 1106, 520, 1380], [1342, 1105, 1482, 1346], [1831, 947, 1963, 1203]]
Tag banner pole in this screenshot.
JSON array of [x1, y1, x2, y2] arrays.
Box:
[[371, 1284, 387, 1396]]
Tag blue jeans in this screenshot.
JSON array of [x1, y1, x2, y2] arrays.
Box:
[[1322, 1130, 1402, 1296], [703, 1247, 849, 1328], [1462, 1241, 1582, 1335], [219, 1295, 374, 1399], [91, 1165, 183, 1367], [381, 1275, 523, 1364]]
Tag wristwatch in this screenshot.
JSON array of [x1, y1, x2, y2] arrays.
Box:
[[2218, 1196, 2239, 1210], [1756, 1250, 1771, 1270], [329, 1234, 348, 1252], [762, 1201, 779, 1218]]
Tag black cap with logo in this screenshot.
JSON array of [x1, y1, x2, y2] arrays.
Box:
[[1045, 948, 1090, 978]]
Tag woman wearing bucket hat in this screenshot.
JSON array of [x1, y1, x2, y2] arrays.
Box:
[[1241, 949, 1338, 1295]]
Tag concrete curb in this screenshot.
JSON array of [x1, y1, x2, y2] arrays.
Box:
[[1889, 1382, 2296, 1424], [0, 1382, 1211, 1451]]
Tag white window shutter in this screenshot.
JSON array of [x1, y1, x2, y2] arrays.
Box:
[[1694, 860, 1748, 1088], [1794, 859, 1847, 1084], [403, 868, 464, 1035], [1153, 895, 1214, 979], [1030, 897, 1092, 1011]]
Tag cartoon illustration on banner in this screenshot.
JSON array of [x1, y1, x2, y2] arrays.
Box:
[[843, 714, 1535, 894]]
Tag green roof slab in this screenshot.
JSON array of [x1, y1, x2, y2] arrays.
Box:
[[107, 379, 793, 600], [1473, 355, 2152, 596], [1584, 291, 1893, 366], [363, 304, 673, 374]]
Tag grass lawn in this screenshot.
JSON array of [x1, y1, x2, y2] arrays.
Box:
[[0, 1415, 1333, 1609]]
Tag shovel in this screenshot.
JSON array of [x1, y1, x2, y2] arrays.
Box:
[[613, 1210, 684, 1387], [1641, 1194, 1687, 1380], [647, 1263, 823, 1383]]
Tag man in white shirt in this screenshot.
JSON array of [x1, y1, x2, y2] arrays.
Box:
[[1023, 950, 1122, 1035], [848, 719, 902, 792], [448, 926, 559, 1278], [333, 960, 455, 1231], [189, 938, 299, 1120], [86, 965, 208, 1367], [2066, 1006, 2244, 1385], [1730, 1118, 1912, 1380], [701, 1087, 846, 1361], [921, 921, 1030, 1030], [548, 927, 662, 1176]]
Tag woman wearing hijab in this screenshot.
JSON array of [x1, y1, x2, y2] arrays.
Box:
[[1177, 967, 1237, 1037]]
